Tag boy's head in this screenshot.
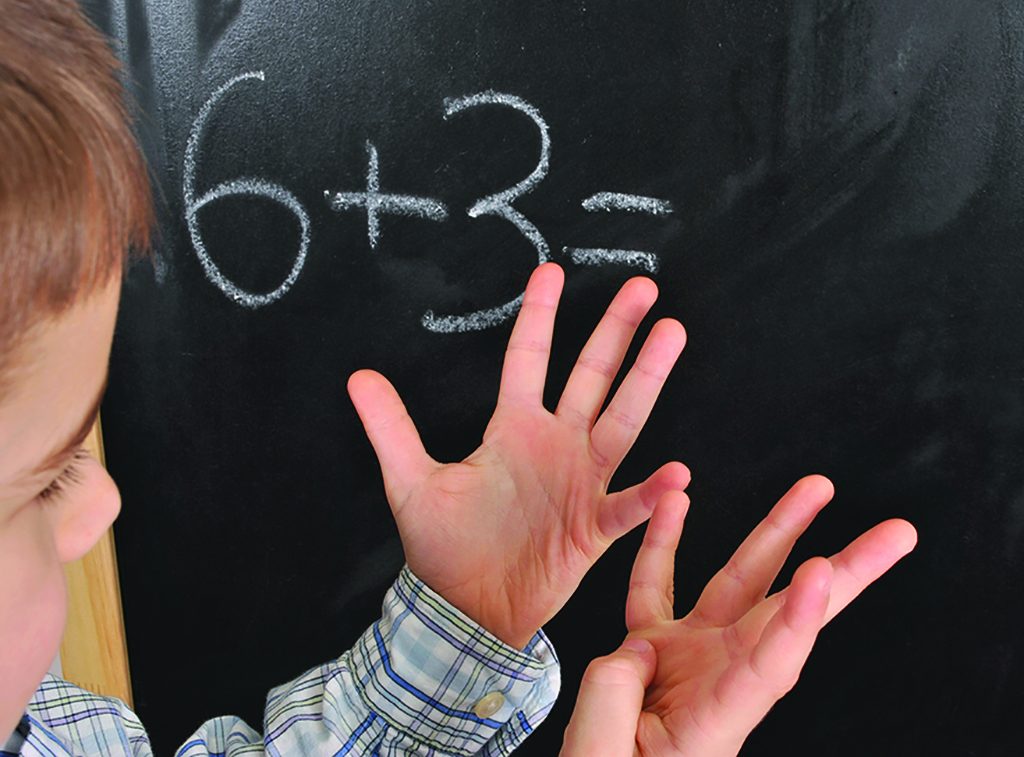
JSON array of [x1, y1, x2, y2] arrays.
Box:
[[0, 0, 151, 736]]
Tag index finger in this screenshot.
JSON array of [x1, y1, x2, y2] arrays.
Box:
[[497, 263, 565, 408], [626, 490, 689, 632]]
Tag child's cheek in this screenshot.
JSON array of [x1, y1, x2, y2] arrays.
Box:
[[0, 503, 67, 739]]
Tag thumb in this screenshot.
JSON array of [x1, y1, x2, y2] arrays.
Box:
[[561, 638, 656, 756], [347, 369, 435, 508]]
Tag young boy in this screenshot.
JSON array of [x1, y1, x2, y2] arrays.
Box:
[[1, 1, 916, 755], [1, 2, 683, 753]]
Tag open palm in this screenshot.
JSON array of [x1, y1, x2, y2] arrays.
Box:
[[563, 477, 918, 756], [347, 263, 689, 647]]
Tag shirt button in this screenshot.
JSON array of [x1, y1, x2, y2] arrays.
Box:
[[473, 691, 506, 719]]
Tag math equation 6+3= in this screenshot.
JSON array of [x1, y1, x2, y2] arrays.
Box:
[[184, 71, 674, 334]]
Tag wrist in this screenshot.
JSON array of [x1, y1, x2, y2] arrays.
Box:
[[437, 592, 537, 650], [467, 614, 535, 651], [406, 566, 538, 649]]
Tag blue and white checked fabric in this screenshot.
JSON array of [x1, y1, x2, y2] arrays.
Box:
[[3, 567, 559, 756]]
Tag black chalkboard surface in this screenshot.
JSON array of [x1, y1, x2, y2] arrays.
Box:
[[84, 0, 1022, 753]]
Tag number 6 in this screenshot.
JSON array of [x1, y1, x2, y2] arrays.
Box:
[[184, 71, 311, 308]]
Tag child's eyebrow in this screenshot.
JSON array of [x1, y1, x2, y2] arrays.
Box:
[[32, 372, 109, 476]]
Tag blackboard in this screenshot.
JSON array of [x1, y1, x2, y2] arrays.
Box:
[[84, 1, 1023, 753]]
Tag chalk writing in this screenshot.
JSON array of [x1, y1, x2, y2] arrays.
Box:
[[184, 74, 677, 327], [568, 191, 674, 273], [325, 141, 448, 249], [581, 192, 673, 216], [422, 92, 552, 334], [565, 247, 660, 274], [184, 71, 311, 308]]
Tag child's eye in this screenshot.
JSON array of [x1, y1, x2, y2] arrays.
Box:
[[37, 448, 90, 502]]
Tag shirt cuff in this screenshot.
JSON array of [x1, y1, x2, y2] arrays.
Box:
[[349, 565, 560, 756], [1, 715, 30, 755]]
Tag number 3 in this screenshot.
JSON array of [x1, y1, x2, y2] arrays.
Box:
[[422, 91, 551, 333]]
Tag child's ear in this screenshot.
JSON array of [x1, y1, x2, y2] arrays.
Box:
[[47, 457, 121, 564]]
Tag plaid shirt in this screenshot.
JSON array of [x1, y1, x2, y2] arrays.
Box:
[[3, 567, 559, 756]]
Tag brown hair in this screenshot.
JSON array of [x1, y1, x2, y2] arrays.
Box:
[[0, 0, 152, 373]]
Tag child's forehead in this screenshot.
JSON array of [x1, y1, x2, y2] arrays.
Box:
[[0, 284, 118, 498]]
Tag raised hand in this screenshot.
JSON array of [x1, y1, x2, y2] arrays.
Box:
[[562, 477, 917, 756], [347, 263, 689, 647]]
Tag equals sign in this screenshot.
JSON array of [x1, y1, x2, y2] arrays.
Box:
[[565, 192, 674, 275]]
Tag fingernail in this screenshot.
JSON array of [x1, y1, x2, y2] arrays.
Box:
[[623, 638, 653, 655]]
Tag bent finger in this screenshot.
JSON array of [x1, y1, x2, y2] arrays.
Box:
[[560, 639, 656, 757]]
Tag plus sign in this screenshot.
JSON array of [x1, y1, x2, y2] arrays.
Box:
[[325, 141, 449, 249]]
